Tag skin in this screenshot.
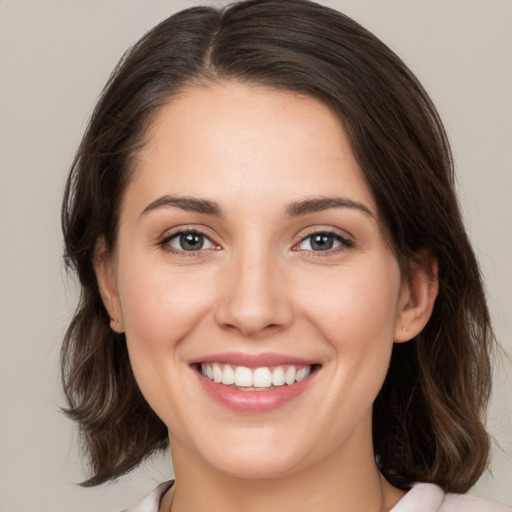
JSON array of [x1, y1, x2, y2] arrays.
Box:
[[96, 82, 438, 512]]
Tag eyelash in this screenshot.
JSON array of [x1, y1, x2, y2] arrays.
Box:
[[158, 228, 218, 257], [294, 229, 354, 256], [157, 228, 354, 257]]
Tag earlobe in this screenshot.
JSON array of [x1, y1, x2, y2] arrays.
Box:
[[93, 238, 125, 333], [394, 250, 438, 343]]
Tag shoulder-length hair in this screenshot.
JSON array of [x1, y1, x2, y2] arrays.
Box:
[[61, 0, 494, 490]]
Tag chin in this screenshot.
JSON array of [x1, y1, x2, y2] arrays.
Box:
[[184, 425, 312, 480], [206, 450, 304, 480]]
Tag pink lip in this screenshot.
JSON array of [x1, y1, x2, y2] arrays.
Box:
[[191, 353, 319, 413], [197, 375, 314, 413], [189, 352, 317, 368]]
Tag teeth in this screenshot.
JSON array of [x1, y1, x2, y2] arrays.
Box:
[[272, 366, 285, 386], [212, 363, 222, 383], [234, 366, 253, 387], [201, 363, 313, 389], [222, 364, 235, 385], [252, 367, 272, 387], [296, 366, 311, 382], [285, 366, 296, 385]]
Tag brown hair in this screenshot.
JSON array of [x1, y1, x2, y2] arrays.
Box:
[[61, 0, 494, 490]]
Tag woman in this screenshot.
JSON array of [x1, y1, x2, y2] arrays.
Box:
[[60, 1, 508, 510]]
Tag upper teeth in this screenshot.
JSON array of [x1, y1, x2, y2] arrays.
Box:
[[201, 363, 312, 388]]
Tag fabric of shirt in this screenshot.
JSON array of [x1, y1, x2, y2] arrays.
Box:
[[121, 481, 510, 512]]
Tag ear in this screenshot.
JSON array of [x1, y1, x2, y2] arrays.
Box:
[[93, 237, 125, 333], [394, 250, 438, 343]]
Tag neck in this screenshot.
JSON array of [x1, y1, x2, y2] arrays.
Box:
[[163, 428, 405, 512]]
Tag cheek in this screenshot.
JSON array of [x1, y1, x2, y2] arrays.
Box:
[[115, 256, 218, 425], [299, 262, 401, 345], [297, 261, 401, 398], [308, 274, 400, 442], [116, 255, 216, 358]]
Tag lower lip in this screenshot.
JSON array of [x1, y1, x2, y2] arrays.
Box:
[[196, 369, 316, 413]]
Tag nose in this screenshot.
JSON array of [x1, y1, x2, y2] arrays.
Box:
[[214, 248, 294, 338]]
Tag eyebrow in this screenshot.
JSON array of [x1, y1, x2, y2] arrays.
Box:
[[139, 194, 372, 220], [140, 195, 223, 218], [284, 197, 374, 218]]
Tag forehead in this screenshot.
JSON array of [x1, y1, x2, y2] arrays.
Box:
[[127, 82, 376, 217]]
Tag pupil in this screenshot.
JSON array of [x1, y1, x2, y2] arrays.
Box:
[[311, 234, 333, 251], [180, 233, 203, 251]]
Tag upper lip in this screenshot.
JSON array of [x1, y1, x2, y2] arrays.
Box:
[[189, 352, 319, 368]]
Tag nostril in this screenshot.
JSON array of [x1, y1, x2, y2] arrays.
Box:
[[220, 321, 283, 337]]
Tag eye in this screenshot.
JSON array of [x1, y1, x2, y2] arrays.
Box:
[[297, 231, 352, 252], [164, 231, 215, 252]]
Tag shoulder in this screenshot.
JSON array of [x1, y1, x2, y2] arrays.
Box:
[[120, 481, 174, 512], [391, 483, 510, 512]]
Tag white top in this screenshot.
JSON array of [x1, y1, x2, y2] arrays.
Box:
[[122, 481, 511, 512], [392, 483, 510, 511]]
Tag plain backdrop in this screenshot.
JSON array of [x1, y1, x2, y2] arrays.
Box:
[[0, 1, 511, 511]]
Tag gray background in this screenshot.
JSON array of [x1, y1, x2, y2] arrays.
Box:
[[0, 1, 511, 510]]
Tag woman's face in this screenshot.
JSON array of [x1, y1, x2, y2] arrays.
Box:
[[98, 82, 420, 479]]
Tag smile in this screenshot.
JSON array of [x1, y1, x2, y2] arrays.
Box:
[[200, 363, 312, 390], [193, 355, 320, 413]]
